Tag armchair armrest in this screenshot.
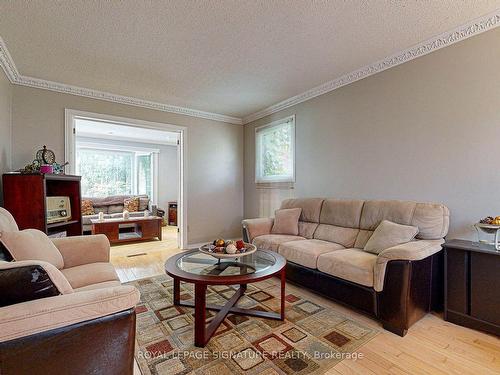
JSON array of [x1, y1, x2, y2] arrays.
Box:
[[242, 218, 274, 242], [51, 234, 110, 269], [374, 239, 444, 292], [0, 285, 140, 342]]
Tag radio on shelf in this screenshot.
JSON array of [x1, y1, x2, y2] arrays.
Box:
[[46, 196, 72, 224]]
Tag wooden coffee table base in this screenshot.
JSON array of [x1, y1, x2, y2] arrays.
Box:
[[173, 268, 286, 347]]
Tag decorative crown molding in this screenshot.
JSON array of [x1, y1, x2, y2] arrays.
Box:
[[242, 10, 500, 124], [0, 36, 19, 83], [0, 36, 242, 125], [2, 9, 500, 127]]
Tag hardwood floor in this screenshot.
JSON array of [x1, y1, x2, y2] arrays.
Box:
[[110, 225, 181, 282], [114, 237, 500, 375]]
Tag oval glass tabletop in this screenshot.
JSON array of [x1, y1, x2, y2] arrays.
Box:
[[176, 250, 277, 277]]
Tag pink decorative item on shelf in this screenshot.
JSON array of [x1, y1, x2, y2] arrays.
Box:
[[40, 164, 54, 174]]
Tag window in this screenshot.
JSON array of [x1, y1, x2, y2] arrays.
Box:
[[75, 143, 158, 200], [255, 115, 295, 183]]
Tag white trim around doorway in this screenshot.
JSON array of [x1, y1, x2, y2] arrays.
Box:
[[64, 109, 187, 249]]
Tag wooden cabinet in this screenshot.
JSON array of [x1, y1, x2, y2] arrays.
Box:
[[2, 173, 82, 237], [168, 201, 177, 226], [443, 240, 500, 336]]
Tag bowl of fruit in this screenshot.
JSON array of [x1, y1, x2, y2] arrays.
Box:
[[199, 239, 257, 259], [476, 216, 500, 234]]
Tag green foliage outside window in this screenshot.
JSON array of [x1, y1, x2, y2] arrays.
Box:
[[77, 148, 134, 197], [262, 124, 292, 177]]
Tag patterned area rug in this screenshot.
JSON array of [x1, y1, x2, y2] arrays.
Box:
[[129, 274, 378, 375]]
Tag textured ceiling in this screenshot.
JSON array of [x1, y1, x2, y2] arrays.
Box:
[[1, 1, 499, 119]]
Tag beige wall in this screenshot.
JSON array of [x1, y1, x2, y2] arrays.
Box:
[[0, 69, 12, 205], [244, 27, 500, 240], [11, 86, 243, 245]]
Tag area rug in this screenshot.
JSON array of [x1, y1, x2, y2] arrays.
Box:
[[128, 274, 378, 375]]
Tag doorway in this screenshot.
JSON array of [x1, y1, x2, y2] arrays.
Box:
[[65, 109, 186, 250]]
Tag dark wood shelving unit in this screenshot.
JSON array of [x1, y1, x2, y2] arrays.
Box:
[[2, 173, 82, 237], [443, 239, 500, 336]]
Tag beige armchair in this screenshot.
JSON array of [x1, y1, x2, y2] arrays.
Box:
[[0, 207, 140, 375]]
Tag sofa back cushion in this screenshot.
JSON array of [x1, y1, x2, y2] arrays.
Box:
[[313, 199, 364, 247], [358, 200, 449, 241], [277, 198, 449, 246], [280, 198, 324, 239]]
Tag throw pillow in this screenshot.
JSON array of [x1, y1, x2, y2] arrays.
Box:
[[81, 199, 95, 215], [364, 220, 419, 255], [271, 208, 302, 236], [0, 229, 64, 269], [138, 197, 150, 211], [124, 197, 140, 212]]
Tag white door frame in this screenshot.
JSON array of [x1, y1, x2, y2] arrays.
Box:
[[64, 109, 187, 249]]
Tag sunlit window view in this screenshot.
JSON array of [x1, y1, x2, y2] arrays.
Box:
[[76, 147, 152, 198], [255, 116, 295, 183]]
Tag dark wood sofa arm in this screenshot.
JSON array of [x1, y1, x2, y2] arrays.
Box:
[[377, 251, 443, 336]]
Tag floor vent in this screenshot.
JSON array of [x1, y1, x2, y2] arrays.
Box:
[[127, 252, 147, 258]]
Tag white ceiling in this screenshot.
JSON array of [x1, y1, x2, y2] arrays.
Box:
[[1, 1, 499, 120], [75, 119, 179, 146]]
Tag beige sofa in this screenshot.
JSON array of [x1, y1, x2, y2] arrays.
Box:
[[243, 198, 449, 335], [0, 207, 140, 374]]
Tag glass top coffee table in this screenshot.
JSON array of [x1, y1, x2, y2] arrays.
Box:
[[165, 249, 286, 347]]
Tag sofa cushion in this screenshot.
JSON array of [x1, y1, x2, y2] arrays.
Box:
[[271, 208, 301, 236], [280, 198, 324, 223], [298, 222, 318, 239], [353, 229, 373, 248], [313, 224, 359, 248], [359, 200, 449, 240], [93, 206, 108, 214], [74, 280, 122, 292], [317, 249, 377, 287], [411, 203, 449, 240], [278, 239, 344, 269], [359, 200, 416, 231], [253, 234, 305, 252], [81, 200, 95, 216], [108, 204, 124, 214], [0, 229, 64, 269], [138, 196, 150, 211], [61, 262, 119, 289], [319, 199, 364, 228], [124, 197, 140, 212], [364, 220, 419, 254]]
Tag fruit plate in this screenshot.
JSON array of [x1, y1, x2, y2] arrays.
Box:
[[475, 223, 500, 234], [198, 243, 257, 259]]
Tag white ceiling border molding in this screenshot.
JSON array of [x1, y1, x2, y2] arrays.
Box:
[[0, 37, 241, 125], [243, 9, 500, 124], [0, 36, 19, 83]]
